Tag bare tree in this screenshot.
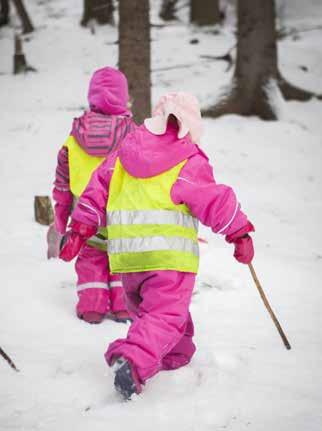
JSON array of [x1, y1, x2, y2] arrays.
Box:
[[119, 0, 151, 123], [11, 0, 34, 34], [159, 0, 178, 21], [0, 0, 10, 26], [190, 0, 221, 26], [203, 0, 321, 120], [81, 0, 114, 26]]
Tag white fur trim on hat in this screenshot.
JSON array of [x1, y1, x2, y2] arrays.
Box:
[[144, 92, 202, 144]]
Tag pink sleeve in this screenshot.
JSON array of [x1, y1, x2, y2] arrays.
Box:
[[52, 146, 73, 234], [171, 154, 250, 236], [71, 154, 116, 228], [54, 147, 70, 191]]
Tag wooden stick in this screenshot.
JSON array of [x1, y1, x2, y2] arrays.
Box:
[[0, 346, 19, 371], [248, 263, 291, 350]]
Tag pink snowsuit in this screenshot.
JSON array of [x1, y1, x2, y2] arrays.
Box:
[[52, 67, 134, 320], [71, 121, 251, 383]]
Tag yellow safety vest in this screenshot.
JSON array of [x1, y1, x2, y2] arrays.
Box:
[[64, 136, 107, 251], [64, 136, 105, 198], [106, 158, 199, 273]]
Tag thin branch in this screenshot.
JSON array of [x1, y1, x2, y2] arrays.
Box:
[[0, 346, 19, 372], [278, 24, 322, 40], [200, 44, 236, 72], [153, 62, 196, 72]]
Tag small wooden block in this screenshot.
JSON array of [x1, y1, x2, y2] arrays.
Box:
[[34, 195, 54, 225]]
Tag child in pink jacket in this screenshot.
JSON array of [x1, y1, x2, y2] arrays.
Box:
[[49, 66, 134, 324], [59, 92, 255, 399]]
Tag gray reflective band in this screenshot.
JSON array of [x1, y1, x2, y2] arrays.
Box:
[[107, 209, 198, 230], [88, 235, 108, 246], [108, 236, 199, 257]]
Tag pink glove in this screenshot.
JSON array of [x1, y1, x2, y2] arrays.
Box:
[[59, 221, 97, 262], [226, 222, 255, 264], [47, 224, 64, 259]]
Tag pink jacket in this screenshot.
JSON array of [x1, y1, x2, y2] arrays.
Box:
[[72, 122, 249, 237]]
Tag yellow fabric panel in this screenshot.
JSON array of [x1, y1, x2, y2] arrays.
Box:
[[107, 223, 197, 240], [109, 250, 198, 274], [107, 158, 190, 213], [64, 136, 105, 197]]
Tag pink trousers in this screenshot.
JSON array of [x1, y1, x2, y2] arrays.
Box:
[[75, 244, 126, 317], [105, 270, 196, 383]]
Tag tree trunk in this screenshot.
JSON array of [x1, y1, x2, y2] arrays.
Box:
[[0, 0, 10, 26], [13, 34, 37, 74], [233, 0, 278, 119], [119, 0, 151, 124], [11, 0, 34, 34], [159, 0, 178, 21], [34, 196, 54, 225], [203, 0, 320, 120], [81, 0, 114, 26], [190, 0, 221, 26], [13, 34, 27, 74]]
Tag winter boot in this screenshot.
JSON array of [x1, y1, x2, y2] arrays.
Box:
[[113, 357, 142, 400], [80, 311, 105, 324], [76, 288, 110, 324], [110, 310, 132, 323]]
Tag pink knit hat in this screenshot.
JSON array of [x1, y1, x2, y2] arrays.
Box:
[[144, 92, 202, 144], [88, 66, 131, 117]]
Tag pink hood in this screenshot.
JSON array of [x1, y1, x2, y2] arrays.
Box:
[[88, 66, 131, 117], [71, 111, 134, 157], [119, 122, 206, 178]]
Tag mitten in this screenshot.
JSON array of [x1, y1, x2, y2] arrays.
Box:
[[226, 221, 255, 264], [59, 221, 97, 262]]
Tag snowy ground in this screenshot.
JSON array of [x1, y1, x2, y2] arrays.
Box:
[[1, 1, 322, 430]]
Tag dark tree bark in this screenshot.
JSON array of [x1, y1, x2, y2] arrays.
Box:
[[119, 0, 151, 124], [81, 0, 114, 26], [203, 0, 321, 120], [159, 0, 178, 21], [0, 0, 10, 26], [11, 0, 34, 34], [190, 0, 221, 26]]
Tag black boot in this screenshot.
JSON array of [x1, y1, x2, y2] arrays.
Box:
[[113, 358, 141, 400]]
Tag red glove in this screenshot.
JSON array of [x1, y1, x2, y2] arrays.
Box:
[[59, 221, 97, 262], [226, 222, 255, 264]]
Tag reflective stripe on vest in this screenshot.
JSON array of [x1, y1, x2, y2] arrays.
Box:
[[106, 158, 199, 274], [64, 136, 105, 197], [107, 209, 199, 231]]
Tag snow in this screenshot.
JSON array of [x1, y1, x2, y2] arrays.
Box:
[[1, 0, 322, 430]]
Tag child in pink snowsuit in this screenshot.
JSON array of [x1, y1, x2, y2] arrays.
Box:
[[59, 92, 255, 398], [49, 66, 135, 324]]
